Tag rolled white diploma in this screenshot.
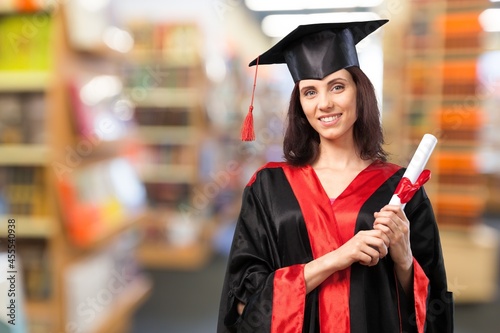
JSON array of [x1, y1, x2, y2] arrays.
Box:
[[389, 134, 438, 208]]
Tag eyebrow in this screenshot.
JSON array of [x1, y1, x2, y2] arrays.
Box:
[[299, 77, 348, 93], [328, 77, 348, 85]]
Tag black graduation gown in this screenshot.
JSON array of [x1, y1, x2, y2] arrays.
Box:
[[217, 161, 453, 333]]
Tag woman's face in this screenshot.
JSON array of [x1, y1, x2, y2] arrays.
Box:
[[298, 68, 357, 143]]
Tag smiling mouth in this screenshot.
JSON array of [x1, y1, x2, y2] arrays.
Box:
[[319, 114, 342, 122]]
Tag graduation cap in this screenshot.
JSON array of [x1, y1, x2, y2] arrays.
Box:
[[241, 19, 388, 141]]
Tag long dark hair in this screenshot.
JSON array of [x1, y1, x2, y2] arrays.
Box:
[[283, 66, 388, 166]]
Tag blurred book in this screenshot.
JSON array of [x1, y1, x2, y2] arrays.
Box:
[[0, 13, 52, 71], [67, 75, 136, 142], [0, 92, 46, 144], [15, 239, 51, 301], [0, 167, 46, 216], [64, 231, 141, 333], [134, 106, 190, 126], [56, 157, 146, 247]]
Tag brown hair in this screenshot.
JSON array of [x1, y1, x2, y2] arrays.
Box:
[[283, 66, 388, 166]]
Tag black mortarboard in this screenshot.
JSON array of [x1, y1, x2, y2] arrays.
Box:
[[249, 19, 389, 82]]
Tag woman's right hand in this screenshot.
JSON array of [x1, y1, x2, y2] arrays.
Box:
[[304, 229, 389, 293], [335, 229, 390, 269]]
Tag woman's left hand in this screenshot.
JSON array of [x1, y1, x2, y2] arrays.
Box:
[[373, 205, 413, 270]]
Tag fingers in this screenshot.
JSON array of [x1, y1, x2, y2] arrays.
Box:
[[357, 229, 389, 251], [373, 205, 409, 236], [373, 213, 397, 237], [358, 251, 379, 266], [359, 243, 385, 266], [378, 204, 408, 221], [351, 230, 389, 266], [376, 229, 391, 247]]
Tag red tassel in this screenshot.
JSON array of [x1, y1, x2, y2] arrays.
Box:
[[241, 56, 259, 141], [241, 105, 255, 141]]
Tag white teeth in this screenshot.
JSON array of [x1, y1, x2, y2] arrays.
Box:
[[320, 114, 341, 122]]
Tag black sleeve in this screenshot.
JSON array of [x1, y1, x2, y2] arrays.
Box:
[[405, 187, 454, 333], [217, 184, 278, 333]]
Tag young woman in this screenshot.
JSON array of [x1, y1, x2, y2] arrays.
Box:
[[217, 20, 453, 333]]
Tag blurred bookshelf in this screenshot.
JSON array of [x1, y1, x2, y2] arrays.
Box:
[[122, 21, 214, 270], [0, 4, 55, 331], [384, 0, 499, 303], [1, 2, 152, 332], [0, 71, 51, 92]]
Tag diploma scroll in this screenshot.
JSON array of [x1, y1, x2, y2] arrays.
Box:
[[389, 134, 437, 208]]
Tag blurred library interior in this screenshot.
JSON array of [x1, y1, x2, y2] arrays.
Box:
[[0, 0, 499, 332]]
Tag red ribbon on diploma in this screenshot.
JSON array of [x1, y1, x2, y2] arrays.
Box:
[[394, 169, 432, 204]]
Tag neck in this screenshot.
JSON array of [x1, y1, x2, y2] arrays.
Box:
[[313, 137, 369, 170]]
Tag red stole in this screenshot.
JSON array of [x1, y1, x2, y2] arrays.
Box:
[[281, 162, 400, 333]]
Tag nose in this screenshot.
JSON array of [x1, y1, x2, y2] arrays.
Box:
[[317, 91, 332, 111]]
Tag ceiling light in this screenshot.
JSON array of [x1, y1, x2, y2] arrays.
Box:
[[480, 9, 500, 32], [262, 12, 381, 38], [80, 76, 123, 106], [77, 0, 111, 12], [245, 0, 384, 11], [103, 26, 134, 53]]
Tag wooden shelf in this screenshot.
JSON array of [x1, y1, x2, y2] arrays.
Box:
[[69, 42, 131, 60], [139, 164, 197, 183], [0, 144, 50, 165], [137, 211, 216, 270], [89, 275, 152, 333], [403, 94, 442, 102], [24, 299, 55, 331], [443, 48, 484, 58], [25, 299, 54, 320], [0, 6, 16, 14], [129, 49, 201, 67], [437, 182, 487, 194], [0, 215, 54, 238], [0, 2, 54, 14], [0, 71, 50, 92], [416, 0, 491, 11], [446, 0, 491, 11], [437, 140, 481, 149], [137, 126, 198, 145], [404, 48, 445, 59], [64, 139, 129, 168], [137, 241, 212, 270], [129, 87, 200, 107]]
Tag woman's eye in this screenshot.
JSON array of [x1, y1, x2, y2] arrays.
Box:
[[332, 84, 344, 91], [304, 90, 316, 97]]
